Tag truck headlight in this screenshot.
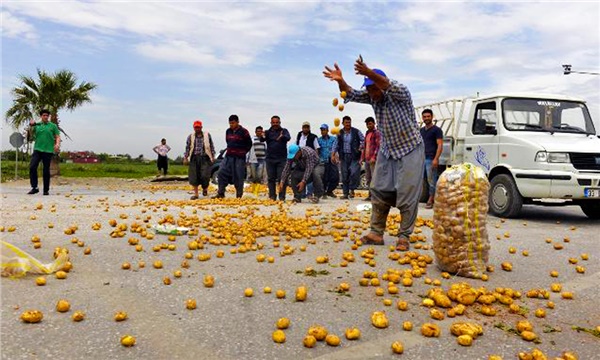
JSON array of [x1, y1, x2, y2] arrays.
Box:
[[535, 151, 570, 163]]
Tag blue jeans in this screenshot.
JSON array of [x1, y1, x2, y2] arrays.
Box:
[[340, 154, 360, 195], [249, 160, 266, 183], [424, 158, 438, 196]]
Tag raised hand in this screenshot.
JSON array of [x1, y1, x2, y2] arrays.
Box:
[[354, 58, 371, 76], [323, 63, 344, 82]]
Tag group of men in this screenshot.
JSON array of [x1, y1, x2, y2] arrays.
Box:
[[26, 57, 444, 252], [178, 114, 392, 205]]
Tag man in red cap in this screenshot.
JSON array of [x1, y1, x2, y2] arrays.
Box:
[[184, 120, 215, 199]]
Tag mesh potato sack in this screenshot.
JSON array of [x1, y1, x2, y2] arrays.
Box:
[[432, 163, 490, 278]]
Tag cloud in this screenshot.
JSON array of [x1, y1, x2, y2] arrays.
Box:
[[3, 1, 320, 67], [1, 11, 37, 40]]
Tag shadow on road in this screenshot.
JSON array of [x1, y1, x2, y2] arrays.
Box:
[[490, 205, 592, 224]]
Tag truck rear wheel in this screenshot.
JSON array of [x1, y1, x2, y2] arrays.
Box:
[[580, 201, 600, 219], [489, 174, 523, 218]]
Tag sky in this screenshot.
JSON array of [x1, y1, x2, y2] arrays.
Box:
[[2, 1, 599, 159]]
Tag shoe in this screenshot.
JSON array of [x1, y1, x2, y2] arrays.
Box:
[[322, 195, 328, 199], [190, 195, 199, 200], [27, 188, 39, 195], [211, 194, 225, 199], [341, 194, 349, 200], [349, 190, 355, 198], [43, 191, 49, 196], [309, 196, 319, 204], [326, 192, 336, 198], [292, 198, 301, 204], [202, 188, 208, 196], [425, 202, 433, 209]]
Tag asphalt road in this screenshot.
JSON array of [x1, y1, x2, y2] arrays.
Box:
[[1, 179, 598, 360]]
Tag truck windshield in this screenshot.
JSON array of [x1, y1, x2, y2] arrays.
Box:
[[503, 98, 596, 135]]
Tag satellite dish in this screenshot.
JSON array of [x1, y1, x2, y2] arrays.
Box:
[[9, 132, 24, 148]]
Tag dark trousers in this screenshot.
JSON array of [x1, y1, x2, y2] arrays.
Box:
[[188, 155, 211, 189], [30, 150, 53, 192], [340, 153, 360, 195], [322, 161, 339, 193], [266, 158, 287, 200], [218, 156, 246, 198], [290, 168, 324, 201], [157, 155, 168, 175]]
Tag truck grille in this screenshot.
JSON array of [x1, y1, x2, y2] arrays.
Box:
[[570, 153, 600, 171]]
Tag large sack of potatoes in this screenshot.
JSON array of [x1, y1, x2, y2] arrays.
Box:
[[432, 163, 490, 278]]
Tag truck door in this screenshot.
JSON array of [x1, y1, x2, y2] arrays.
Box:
[[464, 101, 499, 174]]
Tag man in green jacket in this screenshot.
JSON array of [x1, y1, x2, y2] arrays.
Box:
[[28, 109, 61, 195]]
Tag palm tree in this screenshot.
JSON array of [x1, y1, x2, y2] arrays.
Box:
[[5, 68, 97, 175]]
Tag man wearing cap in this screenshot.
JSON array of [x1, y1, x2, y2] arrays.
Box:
[[153, 138, 171, 176], [317, 124, 339, 198], [215, 114, 252, 199], [278, 145, 322, 204], [332, 115, 364, 199], [323, 58, 424, 251], [361, 117, 382, 201], [27, 109, 61, 195], [260, 115, 291, 201], [184, 120, 215, 199], [295, 121, 321, 198]]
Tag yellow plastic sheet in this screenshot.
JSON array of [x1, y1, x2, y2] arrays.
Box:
[[1, 241, 68, 278]]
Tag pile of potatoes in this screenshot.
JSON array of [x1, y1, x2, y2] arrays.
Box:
[[432, 164, 490, 278]]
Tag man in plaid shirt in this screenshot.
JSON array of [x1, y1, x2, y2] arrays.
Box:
[[323, 58, 425, 251], [361, 116, 382, 201], [278, 144, 322, 204]]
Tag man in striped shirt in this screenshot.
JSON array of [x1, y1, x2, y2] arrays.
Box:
[[247, 126, 267, 195], [278, 145, 322, 204], [323, 58, 424, 251], [215, 115, 252, 199]]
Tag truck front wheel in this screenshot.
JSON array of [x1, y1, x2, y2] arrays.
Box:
[[489, 174, 523, 218], [580, 201, 600, 220]]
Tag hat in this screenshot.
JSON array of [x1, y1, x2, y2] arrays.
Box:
[[320, 123, 329, 130], [193, 120, 202, 128], [287, 144, 300, 160], [302, 121, 311, 127], [362, 69, 386, 88]]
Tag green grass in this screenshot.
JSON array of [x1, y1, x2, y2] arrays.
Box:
[[1, 161, 188, 182]]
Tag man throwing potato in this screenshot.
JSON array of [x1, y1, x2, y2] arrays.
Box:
[[323, 59, 424, 251]]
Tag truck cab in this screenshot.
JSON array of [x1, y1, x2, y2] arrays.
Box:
[[416, 94, 600, 219]]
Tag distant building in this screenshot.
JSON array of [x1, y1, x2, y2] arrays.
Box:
[[66, 151, 99, 163]]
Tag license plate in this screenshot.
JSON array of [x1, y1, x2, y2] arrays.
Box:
[[584, 188, 600, 198]]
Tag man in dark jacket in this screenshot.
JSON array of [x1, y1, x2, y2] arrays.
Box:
[[215, 114, 252, 199], [260, 115, 291, 201], [333, 116, 364, 199]]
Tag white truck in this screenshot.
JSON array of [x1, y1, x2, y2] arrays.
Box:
[[416, 93, 600, 219]]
